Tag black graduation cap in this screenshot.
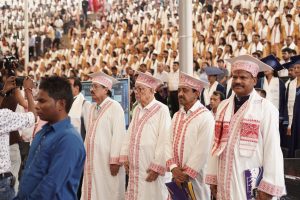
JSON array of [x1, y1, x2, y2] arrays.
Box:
[[260, 54, 284, 71], [282, 55, 300, 69]]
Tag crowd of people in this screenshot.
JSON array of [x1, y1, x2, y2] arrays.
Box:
[[0, 0, 300, 200]]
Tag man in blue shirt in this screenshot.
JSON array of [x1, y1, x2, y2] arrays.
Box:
[[15, 76, 86, 200]]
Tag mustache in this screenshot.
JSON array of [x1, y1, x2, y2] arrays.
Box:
[[232, 84, 243, 88]]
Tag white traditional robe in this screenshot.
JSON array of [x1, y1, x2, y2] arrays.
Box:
[[263, 77, 280, 110], [68, 93, 86, 134], [166, 101, 215, 200], [120, 99, 172, 200], [205, 90, 285, 200], [81, 97, 126, 200]]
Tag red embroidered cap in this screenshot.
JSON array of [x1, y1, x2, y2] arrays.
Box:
[[226, 55, 273, 77], [135, 72, 163, 90], [179, 72, 209, 92], [89, 72, 118, 90]]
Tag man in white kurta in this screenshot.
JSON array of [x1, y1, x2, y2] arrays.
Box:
[[166, 72, 215, 200], [205, 55, 285, 200], [120, 72, 171, 200], [81, 72, 125, 200]]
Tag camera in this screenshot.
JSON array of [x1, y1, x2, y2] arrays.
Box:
[[2, 55, 19, 76], [15, 76, 25, 87], [0, 55, 23, 87]]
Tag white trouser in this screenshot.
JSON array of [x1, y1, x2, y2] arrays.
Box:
[[9, 144, 21, 192]]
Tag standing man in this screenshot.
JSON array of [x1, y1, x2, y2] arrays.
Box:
[[16, 76, 86, 199], [81, 72, 126, 200], [82, 0, 89, 21], [168, 61, 180, 116], [68, 77, 86, 139], [205, 55, 285, 200], [0, 76, 36, 200], [166, 72, 215, 199], [120, 72, 171, 200], [285, 55, 300, 157], [68, 77, 86, 199]]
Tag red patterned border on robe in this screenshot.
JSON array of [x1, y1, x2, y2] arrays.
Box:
[[83, 101, 113, 200], [258, 180, 284, 197], [205, 175, 217, 185], [126, 103, 161, 200], [149, 162, 166, 176]]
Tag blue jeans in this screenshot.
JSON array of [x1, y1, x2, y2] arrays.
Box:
[[0, 176, 15, 200]]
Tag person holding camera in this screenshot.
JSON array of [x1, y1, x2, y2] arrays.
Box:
[[0, 76, 37, 200]]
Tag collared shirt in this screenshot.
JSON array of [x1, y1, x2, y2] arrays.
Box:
[[16, 117, 86, 200], [93, 97, 110, 118], [168, 70, 179, 91], [179, 100, 203, 119], [234, 95, 250, 113], [0, 109, 35, 174], [137, 98, 157, 120]]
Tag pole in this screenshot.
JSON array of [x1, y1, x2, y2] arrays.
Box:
[[24, 0, 29, 74], [178, 0, 193, 75]]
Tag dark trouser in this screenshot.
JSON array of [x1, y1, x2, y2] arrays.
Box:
[[169, 90, 179, 117], [0, 173, 15, 200], [53, 38, 60, 49], [29, 46, 34, 59]]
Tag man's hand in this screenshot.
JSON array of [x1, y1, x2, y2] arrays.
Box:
[[3, 76, 16, 93], [171, 167, 189, 183], [287, 128, 292, 136], [145, 169, 159, 182], [124, 161, 129, 174], [110, 164, 120, 176], [23, 77, 34, 90], [210, 185, 217, 199], [257, 191, 273, 200]]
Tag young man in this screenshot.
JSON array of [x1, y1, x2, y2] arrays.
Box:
[[166, 72, 215, 199], [210, 91, 225, 117], [81, 72, 125, 200], [15, 76, 86, 200], [0, 76, 36, 200], [201, 66, 225, 106], [120, 72, 171, 200], [206, 55, 285, 199], [285, 55, 300, 157]]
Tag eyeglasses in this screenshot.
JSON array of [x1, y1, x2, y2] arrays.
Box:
[[133, 86, 147, 93], [90, 84, 103, 90]]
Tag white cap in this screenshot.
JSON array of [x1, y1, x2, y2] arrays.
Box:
[[89, 72, 118, 90], [226, 55, 273, 77]]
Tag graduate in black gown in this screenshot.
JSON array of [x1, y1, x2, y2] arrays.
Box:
[[258, 55, 288, 148], [283, 55, 300, 157]]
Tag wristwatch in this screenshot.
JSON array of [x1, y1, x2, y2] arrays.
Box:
[[0, 90, 6, 97]]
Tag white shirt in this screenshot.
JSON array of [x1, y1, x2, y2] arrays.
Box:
[[0, 109, 35, 174], [168, 70, 179, 91], [154, 71, 169, 83]]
